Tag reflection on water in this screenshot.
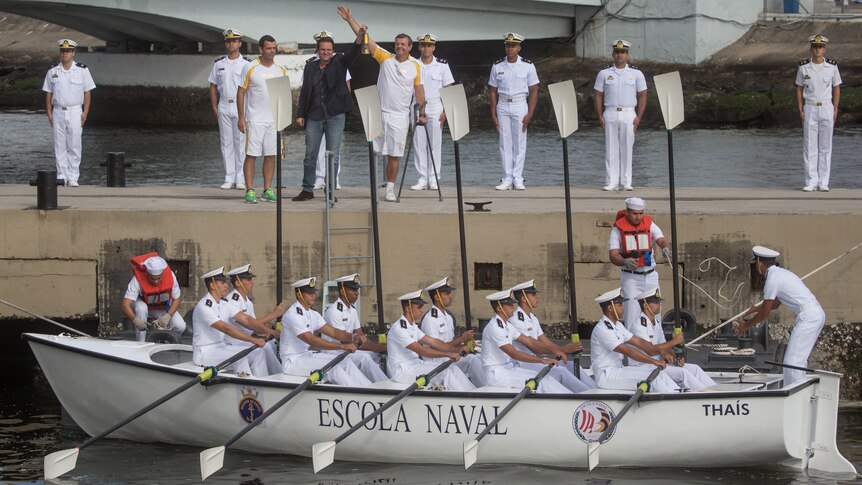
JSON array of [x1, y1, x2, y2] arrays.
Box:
[[2, 111, 861, 190]]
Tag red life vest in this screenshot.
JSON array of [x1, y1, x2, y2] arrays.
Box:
[[614, 210, 653, 268], [130, 252, 175, 310]]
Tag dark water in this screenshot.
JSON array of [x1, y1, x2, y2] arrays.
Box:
[[2, 110, 861, 190], [2, 375, 861, 484]]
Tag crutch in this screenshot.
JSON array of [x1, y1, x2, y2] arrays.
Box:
[[396, 103, 421, 202]]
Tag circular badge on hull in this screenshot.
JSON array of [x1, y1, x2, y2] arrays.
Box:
[[572, 400, 616, 443], [239, 386, 264, 424]]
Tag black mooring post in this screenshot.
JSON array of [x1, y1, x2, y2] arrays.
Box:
[[104, 152, 129, 187], [29, 170, 58, 210]]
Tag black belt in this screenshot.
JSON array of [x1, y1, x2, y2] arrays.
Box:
[[622, 268, 654, 275]]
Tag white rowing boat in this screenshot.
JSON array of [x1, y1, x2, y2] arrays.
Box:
[[25, 333, 857, 475]]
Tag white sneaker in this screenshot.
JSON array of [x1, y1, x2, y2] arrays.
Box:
[[220, 182, 233, 190], [411, 183, 427, 191], [336, 183, 342, 190], [384, 187, 397, 202], [623, 185, 633, 191], [514, 182, 526, 190], [602, 185, 618, 191], [495, 181, 513, 190], [67, 181, 79, 187], [236, 182, 246, 190], [313, 181, 326, 190], [819, 185, 829, 192], [802, 186, 816, 192], [429, 183, 438, 190]]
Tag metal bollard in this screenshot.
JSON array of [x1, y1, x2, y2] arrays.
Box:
[[100, 152, 131, 187], [28, 170, 59, 210]]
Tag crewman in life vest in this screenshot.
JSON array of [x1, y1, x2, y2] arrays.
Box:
[[121, 253, 186, 342], [608, 197, 672, 333]]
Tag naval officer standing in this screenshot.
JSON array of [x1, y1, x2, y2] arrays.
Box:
[[209, 29, 250, 190], [593, 40, 647, 191], [42, 39, 95, 187], [488, 33, 539, 191], [796, 34, 842, 192]]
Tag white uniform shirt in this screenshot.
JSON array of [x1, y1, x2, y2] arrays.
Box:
[[507, 308, 544, 354], [589, 315, 633, 376], [419, 305, 454, 342], [795, 59, 842, 103], [208, 55, 250, 101], [322, 297, 360, 345], [222, 289, 256, 345], [386, 316, 426, 374], [608, 222, 665, 271], [487, 56, 539, 98], [123, 273, 181, 301], [372, 48, 421, 114], [593, 64, 647, 108], [192, 293, 226, 347], [280, 301, 326, 356], [239, 57, 288, 123], [418, 57, 454, 101], [629, 312, 665, 366], [42, 62, 96, 106], [481, 315, 522, 367], [763, 266, 819, 315]]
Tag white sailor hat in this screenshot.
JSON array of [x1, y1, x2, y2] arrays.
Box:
[[625, 197, 646, 210], [313, 30, 335, 42], [57, 39, 77, 50], [291, 277, 318, 293], [227, 263, 256, 279], [808, 34, 829, 46], [510, 279, 539, 295], [595, 287, 625, 304], [612, 39, 631, 51], [752, 246, 780, 259], [201, 266, 228, 281], [633, 287, 663, 302], [486, 289, 517, 305], [416, 33, 437, 44], [398, 289, 428, 305], [335, 273, 361, 289], [143, 256, 168, 276], [503, 32, 525, 44], [222, 28, 243, 40], [424, 277, 455, 293]]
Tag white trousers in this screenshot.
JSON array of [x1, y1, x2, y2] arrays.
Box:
[[496, 100, 527, 185], [639, 362, 715, 390], [783, 305, 826, 386], [802, 103, 834, 188], [322, 349, 388, 382], [391, 360, 476, 391], [520, 362, 593, 393], [426, 353, 487, 387], [132, 299, 186, 342], [413, 100, 444, 186], [603, 108, 636, 187], [194, 343, 268, 377], [314, 134, 342, 187], [52, 105, 83, 184], [561, 360, 598, 389], [595, 366, 680, 393], [485, 362, 570, 394], [282, 351, 371, 386], [217, 100, 245, 184], [620, 269, 659, 332]]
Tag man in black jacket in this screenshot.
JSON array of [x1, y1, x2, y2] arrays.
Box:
[[293, 28, 362, 201]]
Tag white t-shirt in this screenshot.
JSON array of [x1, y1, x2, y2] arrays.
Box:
[[209, 55, 250, 101], [418, 57, 454, 101], [763, 266, 819, 315], [589, 315, 633, 376], [372, 48, 421, 114], [42, 62, 96, 107], [487, 56, 539, 98], [123, 273, 182, 302], [222, 289, 256, 346], [280, 301, 326, 356], [481, 315, 522, 367], [192, 293, 226, 348], [593, 64, 647, 108], [321, 297, 360, 349], [507, 308, 544, 354], [608, 222, 665, 271], [628, 312, 665, 367], [240, 57, 288, 123], [795, 59, 842, 103], [386, 316, 425, 375]]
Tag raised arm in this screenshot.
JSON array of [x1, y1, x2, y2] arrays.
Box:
[[338, 5, 377, 54]]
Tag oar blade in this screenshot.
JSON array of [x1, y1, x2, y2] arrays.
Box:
[[44, 447, 79, 479], [463, 439, 479, 470], [312, 441, 337, 473], [199, 445, 226, 481], [587, 441, 600, 471]]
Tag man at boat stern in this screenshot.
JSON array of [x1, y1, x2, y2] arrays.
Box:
[[735, 246, 826, 386], [590, 288, 680, 392], [121, 253, 186, 342]]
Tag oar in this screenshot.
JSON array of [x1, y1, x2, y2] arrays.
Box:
[[0, 298, 92, 337], [765, 360, 817, 374], [44, 340, 265, 479], [200, 350, 352, 480], [463, 362, 555, 469], [312, 359, 453, 473], [587, 366, 661, 471]]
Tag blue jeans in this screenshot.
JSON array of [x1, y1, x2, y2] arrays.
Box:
[[302, 114, 345, 191]]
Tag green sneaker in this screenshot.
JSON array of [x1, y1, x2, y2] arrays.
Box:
[[261, 188, 277, 202], [244, 189, 257, 204]]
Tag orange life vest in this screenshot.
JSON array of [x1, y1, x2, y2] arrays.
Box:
[[614, 210, 653, 267], [130, 252, 175, 310]]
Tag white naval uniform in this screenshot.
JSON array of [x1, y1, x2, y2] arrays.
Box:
[[795, 58, 842, 189], [419, 304, 486, 387], [322, 297, 388, 382], [314, 69, 351, 188], [480, 315, 570, 393], [508, 308, 596, 392], [629, 312, 715, 390], [609, 222, 664, 332], [372, 48, 421, 157], [124, 274, 186, 342], [279, 301, 371, 386], [488, 56, 539, 186], [209, 55, 250, 185], [412, 57, 454, 187], [42, 61, 96, 185], [191, 293, 267, 376], [593, 64, 647, 188], [239, 57, 288, 157], [386, 316, 475, 391], [221, 289, 281, 374], [762, 266, 825, 386], [589, 315, 679, 393]]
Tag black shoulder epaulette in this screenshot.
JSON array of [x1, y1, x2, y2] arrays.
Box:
[[205, 299, 213, 307], [337, 302, 343, 311], [431, 308, 438, 318], [400, 319, 408, 329], [214, 55, 226, 63], [75, 62, 87, 68], [496, 318, 504, 328], [604, 321, 614, 330], [436, 57, 447, 64], [629, 64, 639, 70], [640, 316, 647, 327], [826, 58, 837, 66], [520, 57, 533, 64], [799, 58, 811, 66], [232, 293, 240, 301], [517, 310, 524, 321], [296, 306, 303, 315], [494, 57, 506, 65]]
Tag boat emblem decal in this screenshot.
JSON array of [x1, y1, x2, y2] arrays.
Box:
[[572, 400, 616, 443], [238, 386, 264, 424]]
